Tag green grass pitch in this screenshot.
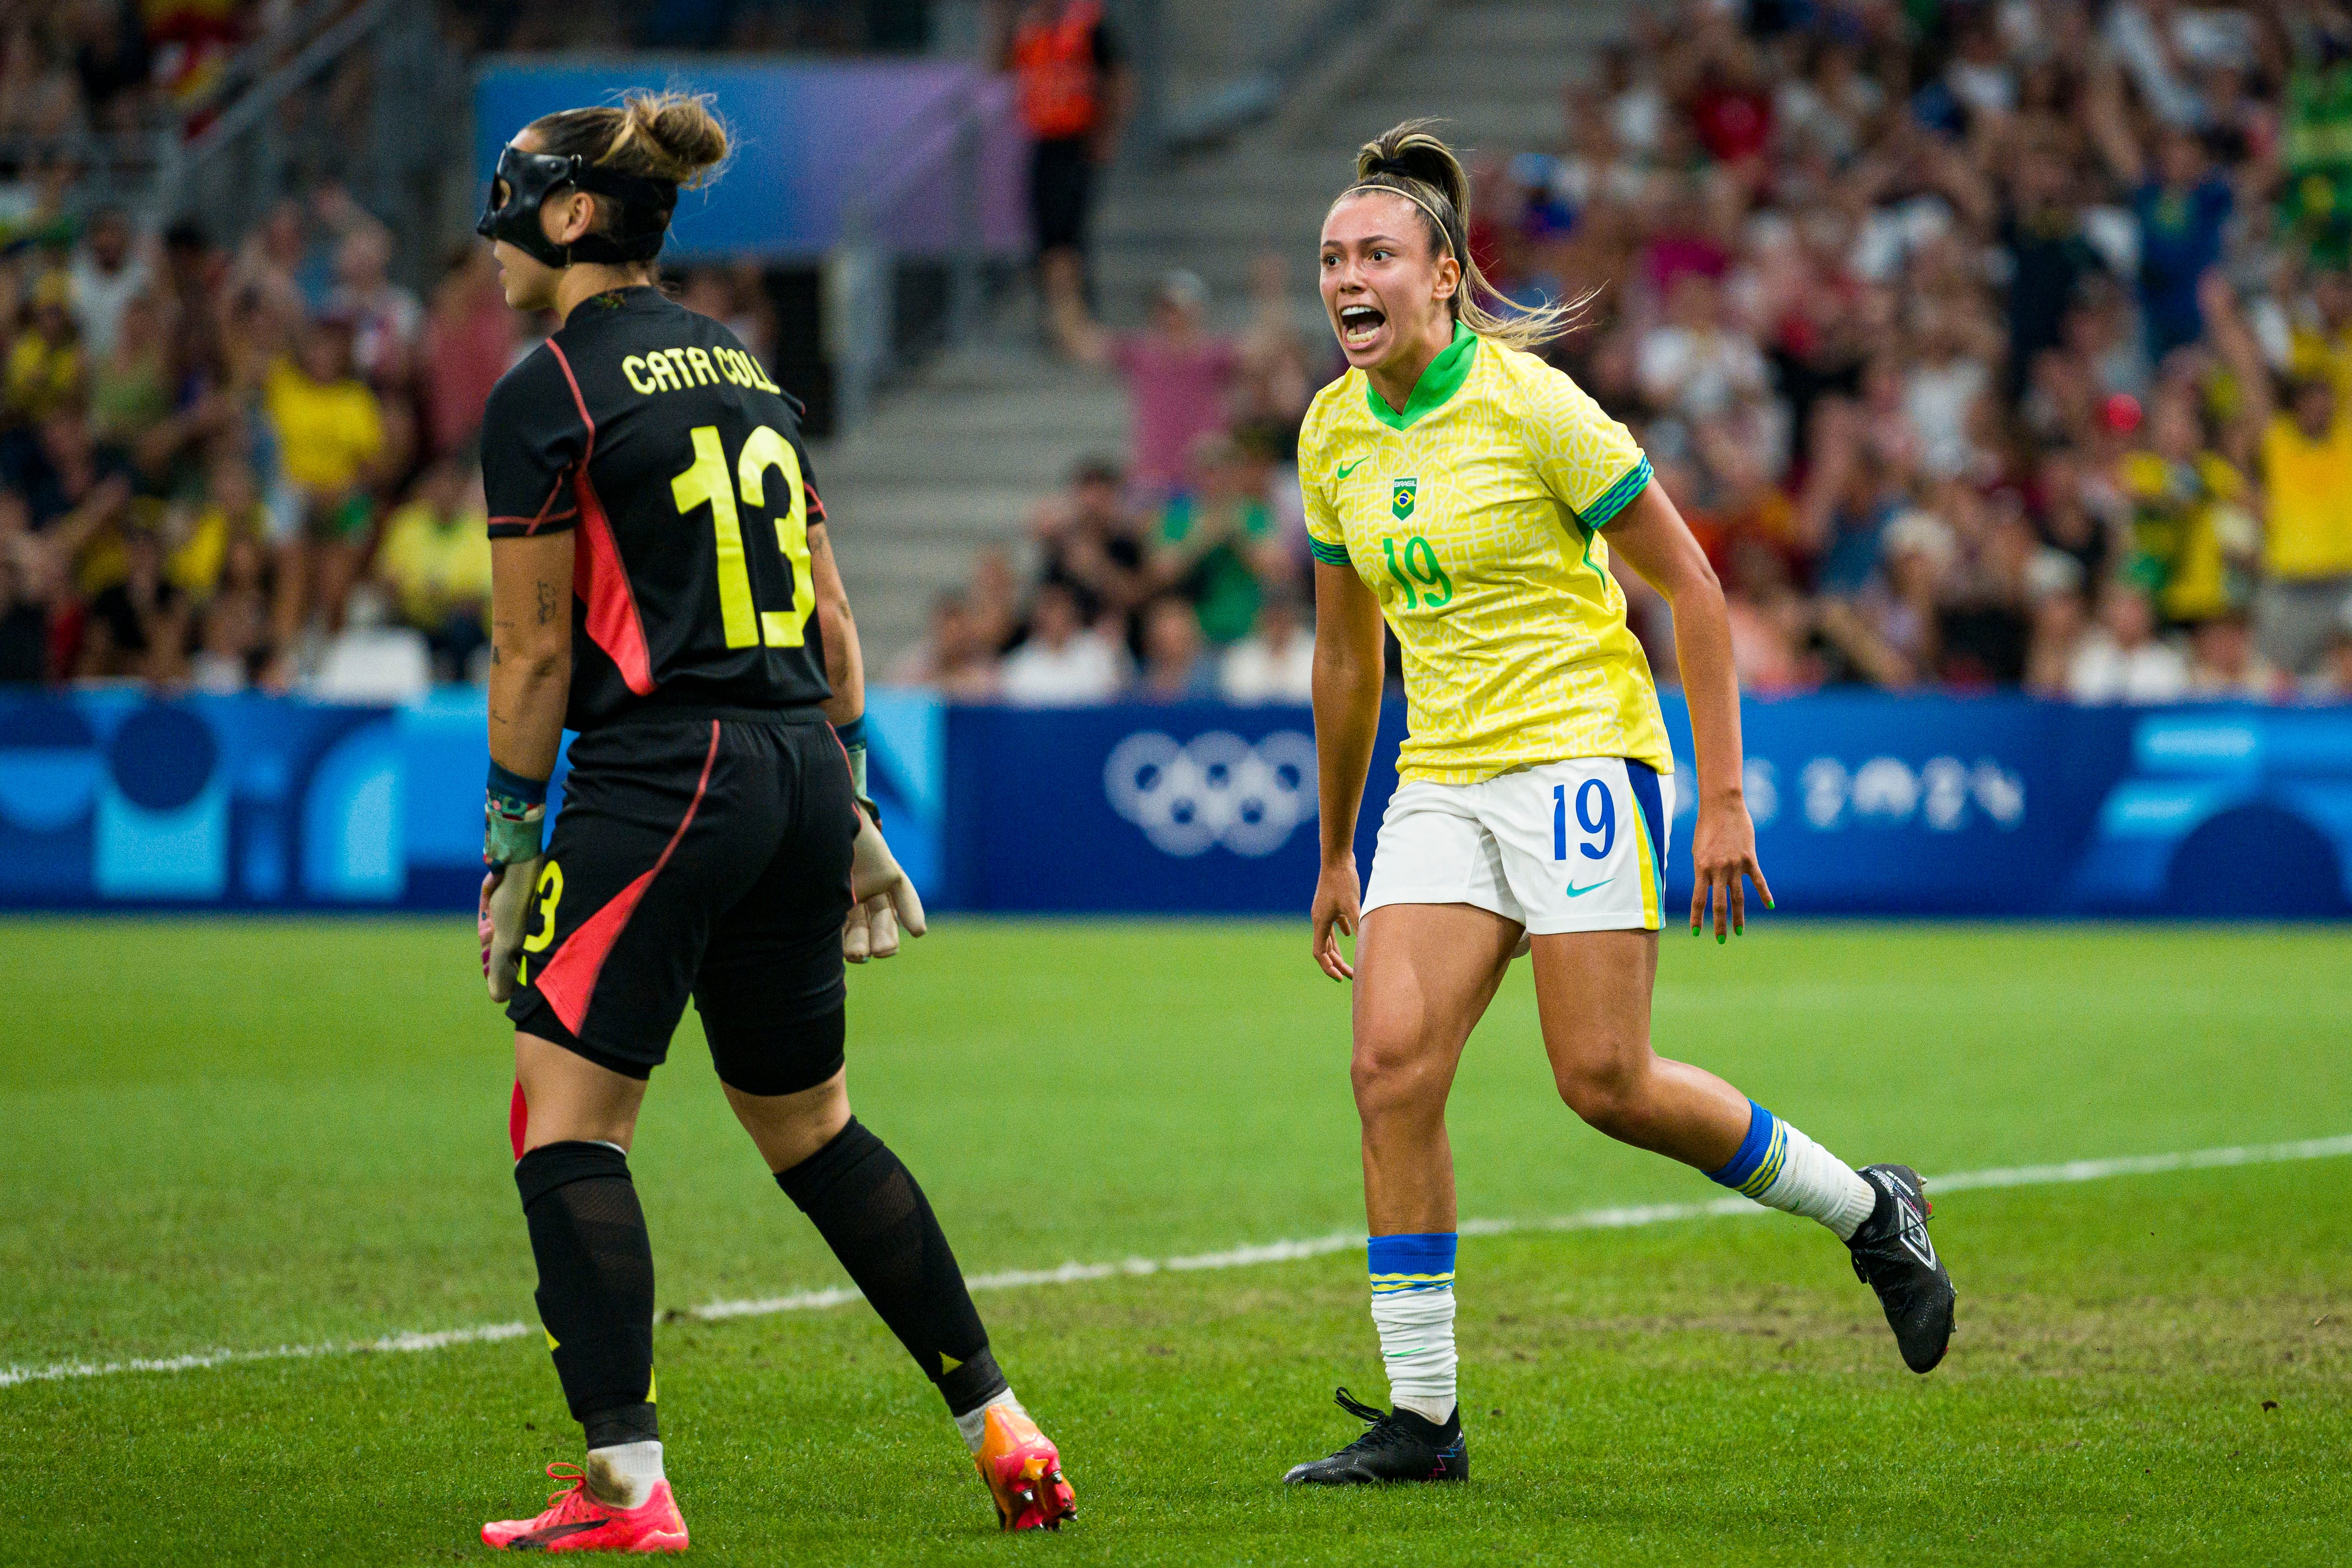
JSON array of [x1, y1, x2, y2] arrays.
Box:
[[5, 917, 2349, 1566]]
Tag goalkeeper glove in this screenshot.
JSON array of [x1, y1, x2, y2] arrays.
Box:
[[481, 763, 548, 1003], [848, 800, 925, 956], [835, 716, 923, 961]]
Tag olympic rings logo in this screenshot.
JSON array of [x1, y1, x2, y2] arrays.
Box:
[[1103, 731, 1319, 857]]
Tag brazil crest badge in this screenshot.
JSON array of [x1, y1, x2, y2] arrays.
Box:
[[1391, 477, 1417, 520]]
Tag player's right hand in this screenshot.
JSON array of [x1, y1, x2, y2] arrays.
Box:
[[842, 891, 902, 963], [1310, 855, 1361, 982], [847, 804, 925, 960], [482, 859, 542, 1003]]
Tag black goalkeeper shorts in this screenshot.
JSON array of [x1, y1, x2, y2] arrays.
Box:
[[508, 706, 856, 1090]]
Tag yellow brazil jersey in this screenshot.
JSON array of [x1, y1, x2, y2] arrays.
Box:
[[1299, 321, 1670, 786]]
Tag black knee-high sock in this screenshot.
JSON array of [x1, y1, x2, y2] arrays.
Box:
[[516, 1141, 659, 1449], [777, 1117, 1009, 1416]]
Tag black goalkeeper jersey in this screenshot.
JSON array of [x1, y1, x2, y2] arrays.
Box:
[[483, 286, 831, 732]]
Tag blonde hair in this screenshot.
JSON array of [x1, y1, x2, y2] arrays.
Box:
[[1332, 119, 1587, 353], [531, 89, 731, 189]]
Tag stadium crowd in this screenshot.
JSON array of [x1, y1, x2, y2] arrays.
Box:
[[0, 1, 803, 696], [14, 1, 2352, 708], [916, 0, 2352, 707]]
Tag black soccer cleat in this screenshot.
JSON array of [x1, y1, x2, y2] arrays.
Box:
[[1282, 1388, 1468, 1485], [1847, 1163, 1956, 1373]]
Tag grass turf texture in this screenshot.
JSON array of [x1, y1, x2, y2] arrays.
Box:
[[4, 918, 2347, 1566]]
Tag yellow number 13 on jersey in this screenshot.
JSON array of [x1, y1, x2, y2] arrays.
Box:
[[671, 422, 816, 649]]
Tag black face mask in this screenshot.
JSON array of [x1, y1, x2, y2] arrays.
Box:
[[476, 144, 677, 271]]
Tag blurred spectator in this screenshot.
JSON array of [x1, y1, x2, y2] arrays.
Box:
[[1218, 588, 1314, 704], [87, 292, 172, 451], [1153, 431, 1287, 646], [266, 314, 385, 645], [7, 272, 86, 425], [423, 247, 517, 458], [0, 492, 55, 681], [997, 0, 1128, 280], [1134, 594, 1213, 703], [2067, 581, 2191, 702], [330, 225, 422, 392], [188, 532, 275, 696], [2206, 276, 2352, 675], [2026, 585, 2093, 698], [1235, 253, 1317, 455], [2307, 628, 2352, 700], [0, 22, 80, 142], [375, 456, 492, 683], [5, 408, 132, 539], [2091, 78, 2233, 363], [309, 585, 432, 704], [165, 457, 268, 604], [884, 590, 1003, 700], [2188, 611, 2284, 700], [1637, 271, 1768, 424], [66, 208, 152, 362], [999, 581, 1124, 704], [1027, 455, 1151, 631], [1047, 256, 1268, 496], [76, 528, 185, 684], [72, 0, 152, 132]]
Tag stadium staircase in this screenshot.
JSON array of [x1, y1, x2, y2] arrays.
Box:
[[821, 0, 1634, 662]]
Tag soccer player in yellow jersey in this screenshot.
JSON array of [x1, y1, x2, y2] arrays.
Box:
[[1282, 124, 1958, 1487]]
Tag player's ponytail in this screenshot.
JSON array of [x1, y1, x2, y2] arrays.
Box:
[[1340, 119, 1586, 353]]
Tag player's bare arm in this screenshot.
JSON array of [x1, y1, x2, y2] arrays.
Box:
[[807, 521, 863, 727], [807, 517, 924, 960], [480, 530, 574, 1003], [1310, 556, 1384, 981], [1603, 481, 1775, 940], [486, 532, 574, 780]]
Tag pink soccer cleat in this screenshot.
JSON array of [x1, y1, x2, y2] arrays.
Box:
[[481, 1463, 689, 1553], [975, 1404, 1076, 1532]]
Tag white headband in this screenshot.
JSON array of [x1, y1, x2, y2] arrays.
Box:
[[1338, 179, 1460, 260]]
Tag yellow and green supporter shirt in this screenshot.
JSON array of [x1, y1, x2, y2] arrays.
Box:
[[1298, 322, 1671, 786]]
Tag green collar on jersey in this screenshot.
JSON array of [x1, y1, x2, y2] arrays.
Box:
[[1365, 320, 1477, 430]]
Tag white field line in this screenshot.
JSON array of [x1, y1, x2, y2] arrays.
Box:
[[8, 1132, 2350, 1391]]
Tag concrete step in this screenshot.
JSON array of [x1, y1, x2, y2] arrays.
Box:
[[1321, 94, 1565, 152]]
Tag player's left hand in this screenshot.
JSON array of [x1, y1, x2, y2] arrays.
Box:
[[1688, 791, 1774, 944], [847, 804, 925, 959]]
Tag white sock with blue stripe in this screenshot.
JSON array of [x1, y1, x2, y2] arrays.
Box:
[[1707, 1101, 1876, 1240], [1368, 1232, 1457, 1424]]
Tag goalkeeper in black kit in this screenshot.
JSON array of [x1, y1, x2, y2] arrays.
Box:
[[469, 88, 1074, 1552]]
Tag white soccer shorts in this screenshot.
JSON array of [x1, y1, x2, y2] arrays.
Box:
[[1362, 757, 1674, 935]]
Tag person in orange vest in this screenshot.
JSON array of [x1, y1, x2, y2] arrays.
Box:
[[998, 0, 1128, 281]]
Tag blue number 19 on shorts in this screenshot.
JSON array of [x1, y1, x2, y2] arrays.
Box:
[[1367, 757, 1672, 935], [1553, 779, 1616, 863]]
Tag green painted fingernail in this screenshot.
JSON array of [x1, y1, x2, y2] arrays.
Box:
[[1764, 896, 1775, 909], [1717, 932, 1726, 945]]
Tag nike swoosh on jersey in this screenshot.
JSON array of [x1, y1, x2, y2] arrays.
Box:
[[1337, 457, 1370, 478], [1563, 879, 1613, 897]]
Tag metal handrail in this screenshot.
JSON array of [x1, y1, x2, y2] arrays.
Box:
[[1151, 0, 1378, 151], [177, 0, 401, 166], [832, 75, 995, 432], [127, 0, 460, 291]]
